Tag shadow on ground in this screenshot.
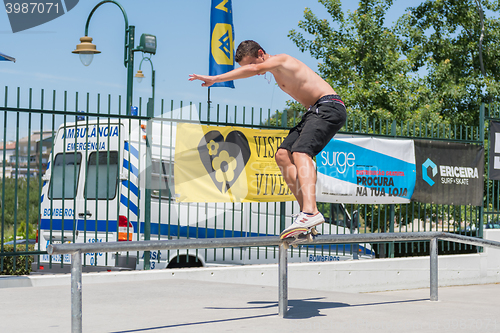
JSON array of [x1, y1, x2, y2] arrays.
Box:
[[110, 297, 428, 332]]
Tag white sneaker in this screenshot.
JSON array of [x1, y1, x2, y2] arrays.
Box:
[[282, 212, 325, 234]]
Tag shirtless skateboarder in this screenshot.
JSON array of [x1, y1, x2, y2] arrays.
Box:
[[189, 40, 346, 238]]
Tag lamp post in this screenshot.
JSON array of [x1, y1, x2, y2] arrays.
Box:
[[135, 56, 155, 269], [135, 56, 155, 108], [72, 0, 135, 115], [72, 1, 158, 272]]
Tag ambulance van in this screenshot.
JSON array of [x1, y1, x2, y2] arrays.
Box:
[[37, 118, 373, 270]]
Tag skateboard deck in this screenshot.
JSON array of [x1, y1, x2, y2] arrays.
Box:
[[280, 227, 320, 249]]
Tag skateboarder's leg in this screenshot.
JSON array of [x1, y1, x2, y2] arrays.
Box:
[[275, 148, 303, 210], [278, 151, 324, 238], [292, 152, 318, 215]]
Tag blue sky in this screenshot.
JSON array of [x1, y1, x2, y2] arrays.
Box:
[[0, 0, 420, 132]]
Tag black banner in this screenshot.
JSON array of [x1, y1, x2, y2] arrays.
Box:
[[489, 121, 500, 180], [412, 140, 484, 206]]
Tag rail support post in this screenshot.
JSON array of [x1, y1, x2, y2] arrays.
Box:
[[430, 237, 438, 301], [71, 251, 83, 333], [278, 242, 288, 317]]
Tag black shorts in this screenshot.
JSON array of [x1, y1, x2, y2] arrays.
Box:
[[279, 95, 347, 157]]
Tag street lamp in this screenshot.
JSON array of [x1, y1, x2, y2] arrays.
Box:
[[71, 1, 158, 277], [134, 57, 155, 270], [72, 0, 136, 115], [72, 36, 100, 66], [134, 56, 155, 109], [134, 70, 144, 83]]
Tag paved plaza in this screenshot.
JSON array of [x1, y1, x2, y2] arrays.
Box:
[[0, 275, 499, 333]]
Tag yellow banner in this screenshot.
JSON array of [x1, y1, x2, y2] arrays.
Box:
[[174, 123, 294, 202]]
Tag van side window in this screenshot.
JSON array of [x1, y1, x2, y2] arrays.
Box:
[[48, 152, 82, 199], [85, 151, 119, 199], [151, 159, 174, 199]]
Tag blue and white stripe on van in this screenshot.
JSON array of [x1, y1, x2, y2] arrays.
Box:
[[40, 161, 50, 203], [121, 141, 140, 220]]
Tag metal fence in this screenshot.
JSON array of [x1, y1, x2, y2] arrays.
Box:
[[0, 86, 491, 272]]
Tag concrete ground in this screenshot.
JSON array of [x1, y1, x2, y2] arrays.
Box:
[[1, 277, 499, 333]]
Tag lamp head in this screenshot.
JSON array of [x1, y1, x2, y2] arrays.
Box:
[[72, 36, 101, 66], [138, 34, 157, 55], [134, 70, 145, 83]]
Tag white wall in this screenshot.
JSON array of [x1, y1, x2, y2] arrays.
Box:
[[139, 230, 500, 293], [0, 230, 500, 292], [6, 230, 499, 292]]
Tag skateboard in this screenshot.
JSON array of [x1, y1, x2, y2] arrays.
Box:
[[280, 226, 320, 249]]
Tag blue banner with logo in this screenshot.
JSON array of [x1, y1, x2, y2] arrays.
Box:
[[209, 0, 235, 88], [413, 140, 484, 206], [316, 137, 416, 204]]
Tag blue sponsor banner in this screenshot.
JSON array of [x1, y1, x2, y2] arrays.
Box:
[[209, 0, 235, 88], [316, 137, 416, 204]]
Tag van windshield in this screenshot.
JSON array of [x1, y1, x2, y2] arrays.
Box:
[[48, 152, 82, 199], [85, 151, 119, 199]]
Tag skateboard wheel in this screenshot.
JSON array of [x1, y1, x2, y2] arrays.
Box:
[[283, 242, 289, 250], [311, 228, 318, 235], [306, 233, 313, 241]]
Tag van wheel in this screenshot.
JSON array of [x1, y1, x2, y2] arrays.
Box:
[[167, 255, 203, 268]]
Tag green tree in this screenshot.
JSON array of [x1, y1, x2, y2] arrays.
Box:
[[289, 0, 443, 126], [288, 0, 500, 127], [398, 0, 500, 125], [0, 178, 41, 241], [265, 100, 307, 128]]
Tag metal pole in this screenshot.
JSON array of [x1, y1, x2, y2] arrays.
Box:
[[126, 25, 135, 115], [430, 237, 438, 301], [143, 96, 154, 269], [389, 122, 396, 259], [389, 204, 395, 258], [50, 232, 500, 255], [207, 87, 211, 114], [83, 0, 133, 114], [278, 242, 288, 317], [474, 0, 486, 77], [280, 202, 286, 232], [71, 251, 83, 333], [479, 103, 485, 241]]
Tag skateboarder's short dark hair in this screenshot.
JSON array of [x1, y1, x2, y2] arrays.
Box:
[[235, 40, 266, 63]]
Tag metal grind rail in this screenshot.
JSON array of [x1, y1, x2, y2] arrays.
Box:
[[48, 231, 500, 333]]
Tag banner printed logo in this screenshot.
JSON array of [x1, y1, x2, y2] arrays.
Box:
[[4, 0, 79, 33], [316, 137, 416, 204], [422, 158, 438, 186], [211, 23, 233, 65], [198, 130, 250, 194], [412, 140, 483, 206], [215, 0, 229, 12]]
